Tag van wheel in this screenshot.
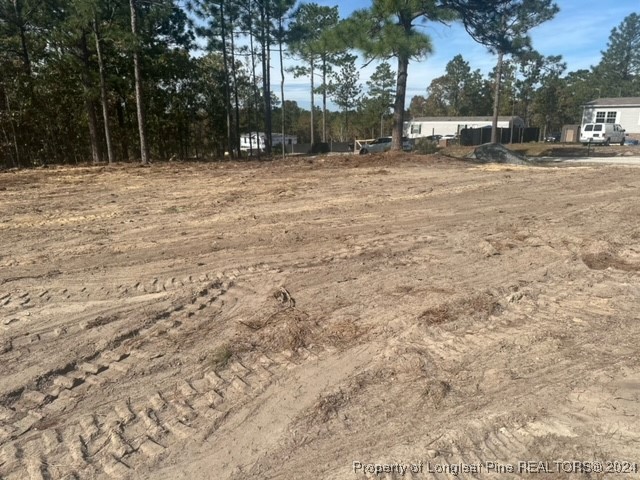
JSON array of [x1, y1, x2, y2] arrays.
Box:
[[359, 148, 368, 155], [621, 139, 625, 146], [603, 138, 610, 146]]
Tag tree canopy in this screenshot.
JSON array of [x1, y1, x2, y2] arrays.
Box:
[[0, 1, 638, 167]]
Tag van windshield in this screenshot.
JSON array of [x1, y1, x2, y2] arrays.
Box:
[[594, 124, 603, 131], [585, 125, 593, 131]]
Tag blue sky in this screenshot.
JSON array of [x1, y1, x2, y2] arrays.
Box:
[[274, 0, 639, 109]]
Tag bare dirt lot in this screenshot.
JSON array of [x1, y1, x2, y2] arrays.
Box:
[[1, 153, 640, 479]]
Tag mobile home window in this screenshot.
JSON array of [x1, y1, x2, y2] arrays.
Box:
[[606, 112, 617, 123], [411, 124, 421, 134], [595, 112, 605, 123]]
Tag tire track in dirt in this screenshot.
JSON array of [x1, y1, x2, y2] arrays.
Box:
[[4, 162, 640, 479], [0, 264, 280, 386], [1, 274, 231, 412], [1, 346, 325, 479], [0, 270, 218, 327], [0, 263, 315, 479], [413, 275, 640, 480], [243, 267, 640, 480]]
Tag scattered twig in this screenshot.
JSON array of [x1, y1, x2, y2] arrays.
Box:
[[274, 286, 295, 307]]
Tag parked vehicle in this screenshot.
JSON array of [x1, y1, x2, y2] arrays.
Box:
[[580, 123, 625, 145], [624, 135, 639, 146], [545, 132, 561, 142], [359, 137, 413, 154]]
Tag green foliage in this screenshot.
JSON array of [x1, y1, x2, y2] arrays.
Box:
[[328, 55, 362, 112], [408, 95, 428, 118], [2, 0, 639, 167], [363, 61, 395, 130], [338, 0, 448, 150], [414, 138, 439, 154], [593, 13, 640, 97], [341, 5, 436, 63], [424, 54, 492, 116], [287, 3, 343, 142], [452, 0, 558, 142], [326, 53, 362, 137], [452, 0, 559, 56]]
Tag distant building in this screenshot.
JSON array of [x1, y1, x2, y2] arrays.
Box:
[[403, 116, 524, 139], [239, 132, 298, 152], [581, 97, 640, 136]]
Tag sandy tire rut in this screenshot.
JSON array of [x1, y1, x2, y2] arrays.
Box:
[[2, 161, 640, 479], [0, 263, 325, 480]]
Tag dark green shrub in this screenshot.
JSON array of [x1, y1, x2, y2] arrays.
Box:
[[414, 138, 439, 154]]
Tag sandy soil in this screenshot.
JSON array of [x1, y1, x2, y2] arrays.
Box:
[[1, 153, 640, 479]]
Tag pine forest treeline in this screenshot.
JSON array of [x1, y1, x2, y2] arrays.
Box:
[[1, 0, 638, 167]]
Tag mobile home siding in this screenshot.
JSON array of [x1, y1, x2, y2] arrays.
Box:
[[582, 107, 640, 134], [619, 109, 640, 132], [403, 116, 523, 139], [581, 98, 640, 135]]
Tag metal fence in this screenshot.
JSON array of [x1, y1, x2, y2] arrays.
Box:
[[460, 127, 540, 146]]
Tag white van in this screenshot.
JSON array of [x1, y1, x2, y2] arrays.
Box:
[[580, 123, 626, 145]]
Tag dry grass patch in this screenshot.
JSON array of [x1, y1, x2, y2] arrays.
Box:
[[321, 318, 367, 347], [238, 307, 318, 353], [309, 389, 349, 423], [422, 379, 452, 408], [209, 343, 233, 370], [418, 291, 501, 326], [418, 304, 452, 325]]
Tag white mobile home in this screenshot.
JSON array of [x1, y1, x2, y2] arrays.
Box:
[[581, 97, 640, 137], [239, 132, 298, 152], [404, 116, 524, 139]]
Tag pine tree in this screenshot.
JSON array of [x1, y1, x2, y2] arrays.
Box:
[[594, 13, 640, 97], [424, 54, 490, 116], [339, 1, 440, 151], [366, 62, 395, 136], [328, 53, 362, 137], [287, 3, 340, 145], [129, 0, 149, 164], [452, 0, 558, 143], [340, 0, 516, 151]]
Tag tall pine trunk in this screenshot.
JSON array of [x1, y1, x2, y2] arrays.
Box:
[[13, 0, 31, 75], [309, 61, 315, 145], [491, 50, 504, 144], [130, 0, 149, 164], [321, 57, 327, 142], [116, 99, 130, 161], [80, 32, 102, 164], [279, 17, 285, 159], [392, 54, 409, 151], [248, 9, 258, 156], [229, 12, 241, 157], [260, 0, 272, 155], [219, 1, 233, 157], [93, 17, 114, 164], [2, 85, 20, 167]]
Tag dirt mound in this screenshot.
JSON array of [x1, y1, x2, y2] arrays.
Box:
[[467, 142, 533, 165], [581, 241, 640, 271]]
